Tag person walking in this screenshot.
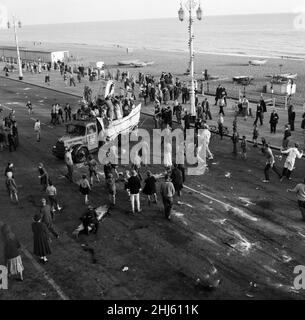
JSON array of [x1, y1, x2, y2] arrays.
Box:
[[32, 214, 52, 264], [40, 198, 59, 238], [8, 130, 16, 152], [143, 171, 157, 206], [241, 136, 247, 160], [85, 155, 100, 187], [64, 147, 74, 182], [287, 179, 305, 221], [38, 163, 49, 191], [126, 170, 142, 214], [160, 174, 175, 221], [2, 227, 24, 281], [290, 105, 296, 131], [5, 172, 19, 203], [218, 114, 224, 140], [242, 97, 249, 121], [270, 110, 279, 134], [26, 101, 33, 117], [106, 173, 116, 207], [253, 103, 263, 126], [280, 143, 303, 181], [46, 182, 62, 214], [282, 125, 292, 150], [218, 97, 225, 117], [64, 103, 72, 122], [262, 144, 282, 183], [79, 174, 91, 205], [252, 125, 259, 147], [34, 119, 41, 142], [170, 164, 183, 197], [201, 124, 214, 160]]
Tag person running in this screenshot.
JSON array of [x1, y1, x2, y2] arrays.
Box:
[[143, 171, 157, 206], [5, 172, 19, 203], [126, 170, 142, 214], [160, 174, 175, 221], [241, 136, 247, 160], [26, 101, 33, 116], [79, 174, 91, 205], [46, 182, 62, 214], [32, 214, 52, 264], [280, 143, 303, 181], [262, 144, 282, 183], [34, 119, 41, 142], [86, 155, 100, 187], [2, 227, 24, 281], [287, 179, 305, 221], [40, 198, 59, 238]]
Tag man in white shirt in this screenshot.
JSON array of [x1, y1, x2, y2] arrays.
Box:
[[288, 179, 305, 221], [281, 143, 303, 181], [200, 124, 213, 160], [46, 181, 62, 214], [34, 119, 41, 142], [262, 144, 281, 183]]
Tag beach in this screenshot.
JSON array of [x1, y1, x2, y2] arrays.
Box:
[[3, 39, 305, 107]]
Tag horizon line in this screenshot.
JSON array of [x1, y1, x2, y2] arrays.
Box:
[[23, 11, 296, 27]]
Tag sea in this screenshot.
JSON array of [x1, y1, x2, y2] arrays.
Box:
[[1, 13, 305, 61]]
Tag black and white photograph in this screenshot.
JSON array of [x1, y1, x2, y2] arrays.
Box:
[[1, 0, 305, 305]]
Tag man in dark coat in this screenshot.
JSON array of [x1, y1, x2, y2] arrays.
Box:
[[170, 164, 183, 197], [269, 109, 279, 134], [254, 104, 263, 126]]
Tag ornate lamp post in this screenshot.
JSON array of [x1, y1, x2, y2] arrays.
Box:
[[178, 0, 202, 117], [7, 17, 23, 80]]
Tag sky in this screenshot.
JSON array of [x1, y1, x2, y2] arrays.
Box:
[[0, 0, 304, 26]]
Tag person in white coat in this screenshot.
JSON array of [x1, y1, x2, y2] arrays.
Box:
[[280, 143, 303, 181], [34, 119, 41, 142], [200, 124, 214, 160]]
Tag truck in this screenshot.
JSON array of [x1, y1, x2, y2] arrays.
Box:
[[52, 103, 142, 163]]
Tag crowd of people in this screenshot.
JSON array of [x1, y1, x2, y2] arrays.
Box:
[[2, 63, 305, 284]]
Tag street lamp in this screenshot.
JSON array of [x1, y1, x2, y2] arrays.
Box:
[[178, 0, 202, 117], [7, 16, 23, 80]]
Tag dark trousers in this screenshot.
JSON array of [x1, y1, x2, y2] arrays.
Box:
[[206, 111, 212, 120], [162, 196, 173, 220], [219, 107, 225, 116], [264, 163, 281, 181], [282, 167, 292, 179], [65, 113, 71, 122], [66, 165, 74, 182], [290, 121, 295, 131], [254, 114, 263, 126], [270, 123, 277, 134], [233, 143, 238, 155]]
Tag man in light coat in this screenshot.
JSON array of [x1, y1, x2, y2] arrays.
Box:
[[281, 143, 303, 181]]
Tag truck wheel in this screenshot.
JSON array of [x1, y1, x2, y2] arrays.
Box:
[[74, 146, 89, 163]]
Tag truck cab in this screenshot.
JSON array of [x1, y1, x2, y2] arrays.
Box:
[[52, 119, 100, 163]]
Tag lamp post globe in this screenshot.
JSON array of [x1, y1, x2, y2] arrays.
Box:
[[178, 4, 185, 22]]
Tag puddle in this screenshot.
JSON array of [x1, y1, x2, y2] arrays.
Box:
[[226, 205, 258, 222], [23, 88, 31, 91]]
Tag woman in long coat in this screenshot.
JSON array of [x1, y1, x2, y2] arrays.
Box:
[[2, 226, 24, 281], [143, 171, 157, 205], [32, 214, 51, 263]]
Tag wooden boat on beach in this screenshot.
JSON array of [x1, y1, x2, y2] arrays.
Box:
[[233, 76, 254, 85], [249, 59, 267, 66]]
